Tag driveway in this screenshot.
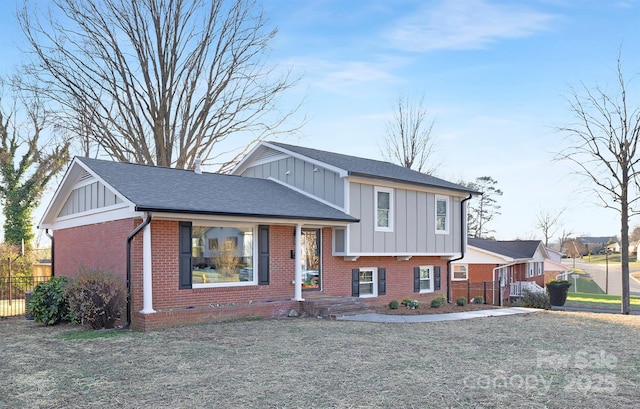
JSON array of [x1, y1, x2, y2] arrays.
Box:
[[562, 257, 640, 296]]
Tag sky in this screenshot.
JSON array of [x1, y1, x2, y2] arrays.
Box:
[[2, 0, 640, 245]]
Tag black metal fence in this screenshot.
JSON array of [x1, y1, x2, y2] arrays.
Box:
[[0, 274, 51, 318], [451, 280, 501, 305]]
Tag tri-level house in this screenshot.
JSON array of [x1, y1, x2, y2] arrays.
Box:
[[39, 141, 476, 330]]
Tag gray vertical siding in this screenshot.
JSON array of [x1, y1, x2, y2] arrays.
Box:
[[59, 180, 123, 217], [348, 181, 463, 254], [242, 157, 344, 207]]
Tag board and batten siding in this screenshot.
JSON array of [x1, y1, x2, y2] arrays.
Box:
[[348, 182, 463, 254], [242, 156, 345, 207], [58, 180, 123, 217]]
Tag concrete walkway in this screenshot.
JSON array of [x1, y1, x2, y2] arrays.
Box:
[[336, 307, 541, 323]]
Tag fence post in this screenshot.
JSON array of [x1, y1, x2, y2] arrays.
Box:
[[483, 281, 487, 304], [7, 257, 11, 306], [467, 281, 470, 301]]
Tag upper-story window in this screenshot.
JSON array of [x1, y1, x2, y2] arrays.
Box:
[[375, 187, 393, 232], [435, 195, 449, 234]]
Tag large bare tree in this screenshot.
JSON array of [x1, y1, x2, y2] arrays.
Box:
[[18, 0, 300, 170], [536, 208, 566, 247], [381, 93, 439, 175], [557, 56, 640, 314]]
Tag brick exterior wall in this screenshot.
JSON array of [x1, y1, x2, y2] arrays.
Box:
[[56, 220, 452, 331]]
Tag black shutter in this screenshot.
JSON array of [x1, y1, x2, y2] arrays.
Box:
[[413, 267, 420, 293], [434, 266, 441, 291], [179, 221, 192, 289], [258, 225, 270, 285], [351, 268, 360, 297], [378, 268, 386, 295]]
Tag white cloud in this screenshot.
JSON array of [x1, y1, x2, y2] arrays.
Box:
[[384, 0, 556, 52]]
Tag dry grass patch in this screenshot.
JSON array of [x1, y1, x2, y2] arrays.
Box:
[[1, 311, 639, 408]]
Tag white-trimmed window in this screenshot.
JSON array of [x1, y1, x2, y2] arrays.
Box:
[[191, 224, 257, 288], [359, 267, 378, 297], [419, 265, 434, 293], [375, 187, 393, 232], [526, 261, 543, 278], [435, 195, 449, 234], [453, 264, 468, 281]]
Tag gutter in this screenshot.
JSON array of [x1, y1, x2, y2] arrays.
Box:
[[120, 212, 152, 329], [45, 229, 54, 277], [446, 194, 473, 303]]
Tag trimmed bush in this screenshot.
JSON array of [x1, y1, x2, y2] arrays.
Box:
[[456, 297, 467, 306], [430, 298, 442, 308], [388, 300, 399, 310], [472, 296, 484, 304], [517, 289, 551, 310], [401, 296, 413, 307], [28, 277, 73, 325], [65, 268, 126, 329], [406, 299, 420, 309]]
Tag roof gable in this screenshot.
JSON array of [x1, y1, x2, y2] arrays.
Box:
[[46, 157, 358, 224], [468, 238, 546, 260]]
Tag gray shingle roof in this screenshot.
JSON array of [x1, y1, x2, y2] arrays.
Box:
[[77, 157, 358, 222], [468, 238, 542, 259], [268, 141, 477, 194]]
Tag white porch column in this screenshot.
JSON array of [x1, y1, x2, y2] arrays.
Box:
[[140, 222, 155, 314], [293, 224, 304, 301]]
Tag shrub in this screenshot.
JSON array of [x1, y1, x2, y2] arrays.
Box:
[[28, 277, 73, 325], [401, 296, 413, 307], [65, 268, 126, 329], [406, 299, 420, 309], [517, 289, 551, 310], [472, 296, 484, 304], [430, 298, 442, 308], [456, 297, 467, 306], [388, 300, 399, 310]]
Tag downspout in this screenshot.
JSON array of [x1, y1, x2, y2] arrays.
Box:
[[45, 229, 54, 277], [121, 212, 152, 329], [446, 194, 473, 304]]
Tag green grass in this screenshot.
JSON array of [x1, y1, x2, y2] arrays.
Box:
[[566, 292, 640, 306], [584, 253, 639, 265], [564, 267, 605, 294]]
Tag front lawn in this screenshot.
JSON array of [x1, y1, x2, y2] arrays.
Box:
[[2, 312, 639, 408]]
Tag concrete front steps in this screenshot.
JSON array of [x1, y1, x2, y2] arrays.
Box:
[[301, 296, 374, 319]]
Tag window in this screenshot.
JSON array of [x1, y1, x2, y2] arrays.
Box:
[[191, 225, 256, 287], [359, 267, 377, 297], [375, 187, 393, 232], [333, 228, 345, 254], [453, 264, 468, 281], [419, 265, 434, 292], [435, 195, 449, 234], [526, 261, 543, 278]]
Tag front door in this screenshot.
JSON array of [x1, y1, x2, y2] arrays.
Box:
[[302, 229, 321, 290]]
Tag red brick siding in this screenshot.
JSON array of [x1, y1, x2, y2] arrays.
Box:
[[53, 218, 135, 283]]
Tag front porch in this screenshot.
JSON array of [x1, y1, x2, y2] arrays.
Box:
[[509, 281, 545, 297]]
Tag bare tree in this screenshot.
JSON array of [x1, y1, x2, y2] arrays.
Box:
[[536, 208, 566, 247], [557, 229, 574, 253], [381, 93, 439, 175], [18, 0, 301, 170], [629, 225, 640, 243], [557, 55, 640, 314], [463, 176, 503, 239]]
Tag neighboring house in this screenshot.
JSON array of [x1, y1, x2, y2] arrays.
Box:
[[39, 141, 476, 330], [451, 238, 568, 305], [577, 236, 617, 255]]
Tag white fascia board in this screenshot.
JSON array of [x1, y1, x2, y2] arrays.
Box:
[[40, 204, 138, 230], [230, 141, 285, 175], [341, 251, 458, 258], [149, 212, 353, 227], [460, 246, 514, 264], [346, 175, 471, 198]]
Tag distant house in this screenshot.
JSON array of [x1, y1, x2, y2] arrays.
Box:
[[577, 236, 617, 255], [451, 238, 569, 305], [39, 141, 477, 330]]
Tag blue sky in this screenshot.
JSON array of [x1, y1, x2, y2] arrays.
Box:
[[2, 0, 640, 244]]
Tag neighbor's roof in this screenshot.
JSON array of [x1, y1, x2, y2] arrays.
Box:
[[468, 238, 543, 259], [74, 157, 358, 223], [264, 141, 478, 194]]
